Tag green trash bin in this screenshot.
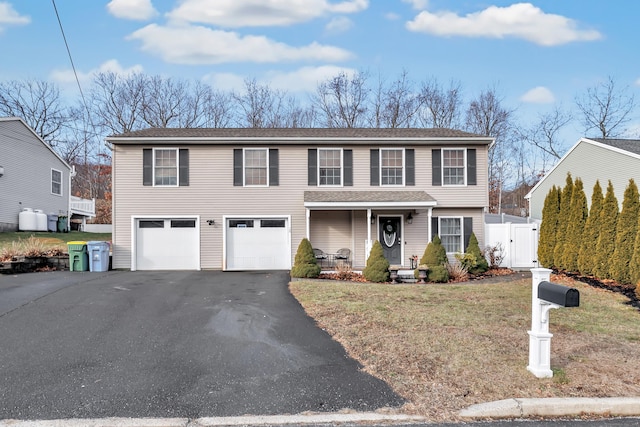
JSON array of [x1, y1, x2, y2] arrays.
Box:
[[67, 241, 89, 271], [86, 241, 110, 272]]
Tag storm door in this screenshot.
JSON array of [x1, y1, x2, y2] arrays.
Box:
[[379, 216, 402, 265]]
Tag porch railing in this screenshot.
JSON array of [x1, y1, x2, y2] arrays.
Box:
[[70, 196, 96, 217]]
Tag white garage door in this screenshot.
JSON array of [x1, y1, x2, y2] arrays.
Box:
[[226, 218, 290, 270], [136, 218, 199, 270]]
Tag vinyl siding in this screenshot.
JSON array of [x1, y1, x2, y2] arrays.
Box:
[[0, 119, 70, 230], [529, 141, 640, 219], [113, 142, 490, 269]]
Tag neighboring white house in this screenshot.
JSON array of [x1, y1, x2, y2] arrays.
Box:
[[0, 117, 95, 231], [526, 137, 640, 220]]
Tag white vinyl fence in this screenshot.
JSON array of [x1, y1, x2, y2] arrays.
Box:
[[484, 215, 540, 269]]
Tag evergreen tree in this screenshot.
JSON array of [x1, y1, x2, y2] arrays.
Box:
[[578, 180, 604, 275], [594, 181, 619, 279], [630, 212, 640, 285], [419, 235, 448, 267], [562, 178, 588, 273], [290, 238, 321, 278], [464, 232, 489, 274], [610, 179, 640, 284], [362, 240, 390, 283], [553, 173, 573, 270], [538, 185, 561, 268]]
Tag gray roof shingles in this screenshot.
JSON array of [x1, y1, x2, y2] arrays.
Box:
[[591, 138, 640, 156]]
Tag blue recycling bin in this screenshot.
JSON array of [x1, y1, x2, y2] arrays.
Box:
[[86, 241, 110, 272]]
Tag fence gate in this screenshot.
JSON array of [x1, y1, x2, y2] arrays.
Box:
[[484, 222, 539, 269]]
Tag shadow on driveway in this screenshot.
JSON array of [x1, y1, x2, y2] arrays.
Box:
[[0, 270, 403, 419]]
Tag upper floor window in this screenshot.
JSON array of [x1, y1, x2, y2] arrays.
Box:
[[244, 148, 268, 186], [380, 148, 404, 186], [143, 148, 189, 187], [51, 169, 62, 196], [439, 217, 463, 253], [319, 148, 342, 186], [443, 149, 465, 185]]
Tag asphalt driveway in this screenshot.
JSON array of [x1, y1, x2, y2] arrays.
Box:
[[0, 270, 403, 419]]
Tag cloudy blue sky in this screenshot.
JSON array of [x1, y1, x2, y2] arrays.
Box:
[[1, 0, 639, 136]]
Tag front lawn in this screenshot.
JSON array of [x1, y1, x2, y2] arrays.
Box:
[[290, 275, 640, 422]]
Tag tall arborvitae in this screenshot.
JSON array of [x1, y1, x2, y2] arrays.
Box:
[[630, 211, 640, 285], [577, 180, 604, 275], [562, 178, 588, 273], [610, 179, 640, 284], [594, 181, 619, 279], [553, 173, 574, 271], [538, 185, 561, 268]]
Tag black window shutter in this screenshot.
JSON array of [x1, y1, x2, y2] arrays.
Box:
[[179, 149, 189, 186], [143, 148, 152, 186], [432, 149, 441, 186], [464, 217, 473, 251], [269, 149, 279, 186], [233, 149, 243, 186], [370, 149, 379, 186], [308, 149, 317, 186], [467, 149, 476, 186], [343, 149, 353, 186], [406, 149, 415, 186], [431, 216, 439, 240]]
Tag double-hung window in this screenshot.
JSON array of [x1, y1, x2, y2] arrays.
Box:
[[439, 217, 463, 253], [244, 148, 268, 186], [380, 148, 404, 186], [442, 149, 465, 186], [51, 169, 62, 196], [154, 148, 178, 186], [318, 148, 342, 186]]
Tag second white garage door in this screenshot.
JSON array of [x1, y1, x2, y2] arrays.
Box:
[[135, 218, 200, 270], [226, 217, 290, 270]]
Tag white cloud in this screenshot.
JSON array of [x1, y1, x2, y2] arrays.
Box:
[[167, 0, 368, 27], [402, 0, 428, 10], [635, 77, 640, 86], [50, 59, 144, 87], [128, 24, 353, 64], [202, 72, 246, 93], [406, 2, 602, 46], [106, 0, 158, 21], [0, 2, 30, 31], [385, 12, 400, 21], [325, 16, 353, 34], [520, 86, 555, 104]]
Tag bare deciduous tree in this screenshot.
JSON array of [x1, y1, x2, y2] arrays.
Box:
[[89, 71, 146, 135], [370, 70, 421, 128], [233, 78, 292, 128], [314, 70, 370, 128], [575, 76, 636, 138], [419, 78, 463, 129]]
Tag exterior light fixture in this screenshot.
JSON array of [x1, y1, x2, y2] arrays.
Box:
[[206, 219, 215, 226], [0, 166, 4, 177], [370, 215, 375, 225], [407, 212, 413, 224]]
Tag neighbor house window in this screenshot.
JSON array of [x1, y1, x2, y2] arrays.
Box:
[[51, 169, 62, 195], [244, 148, 268, 186], [154, 148, 178, 186], [439, 217, 463, 253], [443, 149, 465, 185], [380, 148, 404, 186], [318, 148, 342, 186]]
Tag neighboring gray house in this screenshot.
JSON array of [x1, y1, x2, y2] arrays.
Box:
[[107, 128, 494, 271], [0, 117, 73, 232], [526, 137, 640, 220]]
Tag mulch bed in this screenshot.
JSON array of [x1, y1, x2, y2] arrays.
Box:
[[561, 270, 640, 311]]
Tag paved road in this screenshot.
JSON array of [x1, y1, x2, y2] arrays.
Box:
[[0, 270, 403, 420]]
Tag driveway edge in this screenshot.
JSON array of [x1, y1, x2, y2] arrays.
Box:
[[459, 397, 640, 419]]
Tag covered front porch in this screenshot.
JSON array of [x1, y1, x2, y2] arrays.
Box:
[[303, 191, 437, 270]]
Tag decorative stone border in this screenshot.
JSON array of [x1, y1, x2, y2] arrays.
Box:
[[0, 255, 70, 274]]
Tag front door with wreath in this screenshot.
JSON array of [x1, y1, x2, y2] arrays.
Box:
[[379, 217, 402, 265]]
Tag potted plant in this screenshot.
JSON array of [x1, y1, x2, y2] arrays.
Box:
[[417, 264, 429, 283], [389, 265, 401, 283]]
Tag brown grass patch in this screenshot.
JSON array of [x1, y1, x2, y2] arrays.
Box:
[[289, 277, 640, 422]]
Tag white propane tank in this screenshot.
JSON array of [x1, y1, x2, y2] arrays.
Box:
[[34, 209, 47, 231], [19, 208, 37, 231]]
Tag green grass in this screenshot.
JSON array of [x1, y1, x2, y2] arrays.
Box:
[[0, 231, 112, 253]]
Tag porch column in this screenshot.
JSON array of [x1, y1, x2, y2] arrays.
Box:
[[305, 208, 310, 239], [427, 207, 433, 241], [367, 208, 372, 243]]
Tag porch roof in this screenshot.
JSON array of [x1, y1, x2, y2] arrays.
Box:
[[304, 190, 437, 209]]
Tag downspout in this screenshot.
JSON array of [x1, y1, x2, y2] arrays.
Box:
[[68, 165, 76, 232]]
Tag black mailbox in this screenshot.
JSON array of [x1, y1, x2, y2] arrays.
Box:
[[538, 281, 580, 307]]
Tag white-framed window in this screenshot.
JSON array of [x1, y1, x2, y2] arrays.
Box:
[[244, 148, 268, 186], [318, 148, 342, 186], [442, 148, 466, 186], [380, 148, 404, 186], [154, 148, 178, 186], [51, 168, 62, 196], [439, 216, 463, 253]]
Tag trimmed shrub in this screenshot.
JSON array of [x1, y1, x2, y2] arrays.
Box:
[[428, 265, 449, 283], [594, 181, 619, 279], [363, 240, 390, 283], [577, 180, 604, 275], [464, 232, 488, 274], [554, 173, 573, 270], [562, 178, 588, 273], [290, 238, 321, 278], [610, 179, 640, 284], [538, 185, 561, 268], [419, 235, 447, 267]]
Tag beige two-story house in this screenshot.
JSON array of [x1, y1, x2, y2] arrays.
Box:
[[107, 128, 493, 271]]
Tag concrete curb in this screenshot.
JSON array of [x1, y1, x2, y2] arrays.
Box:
[[459, 397, 640, 419], [0, 412, 427, 427]]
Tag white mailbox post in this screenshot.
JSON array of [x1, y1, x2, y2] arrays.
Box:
[[527, 268, 580, 378]]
